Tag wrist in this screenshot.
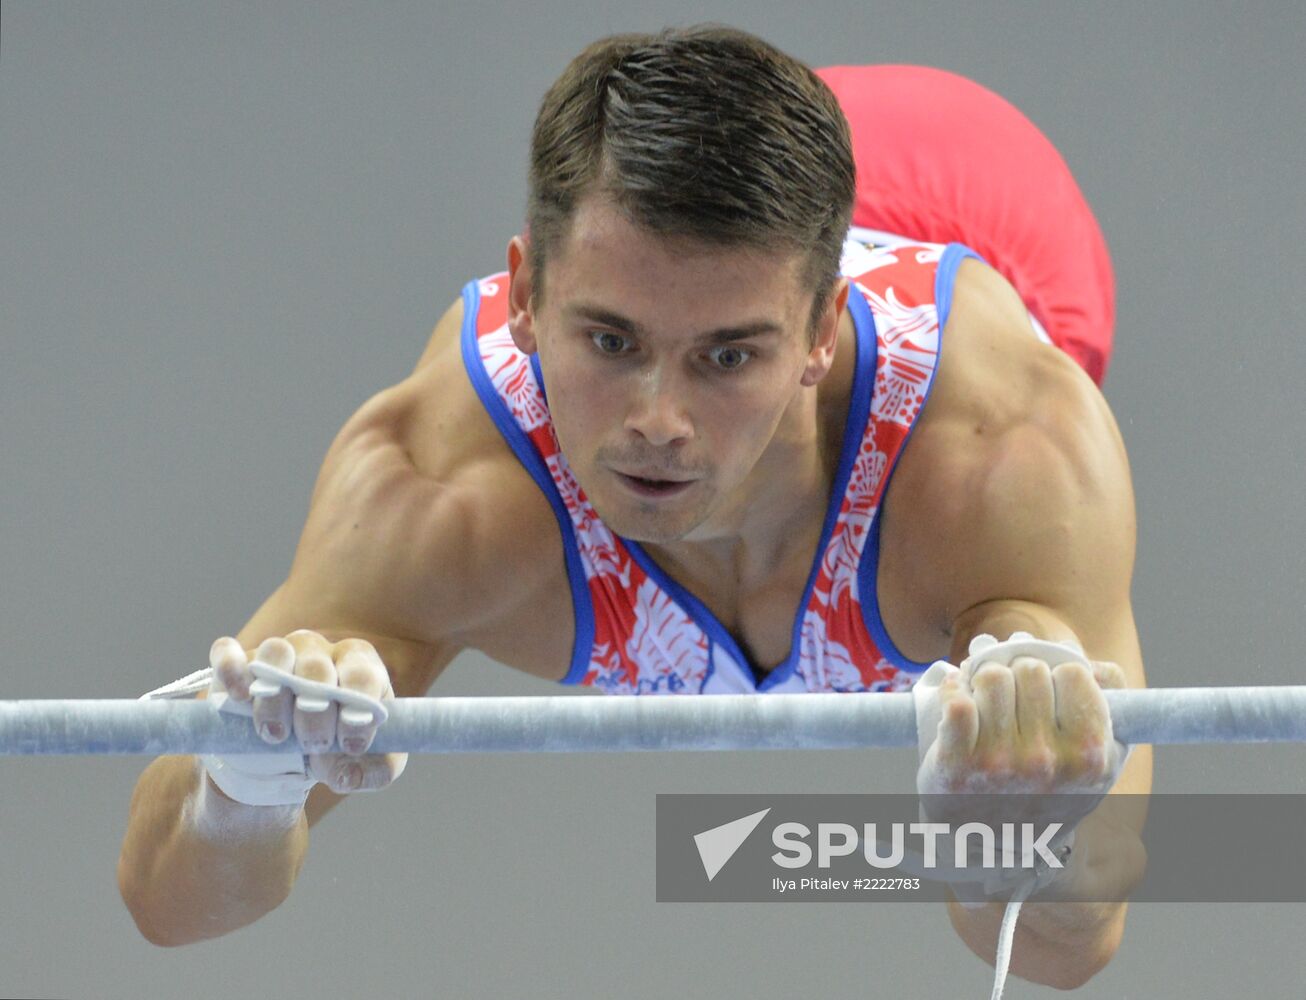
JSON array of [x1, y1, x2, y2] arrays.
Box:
[[186, 764, 305, 840], [200, 750, 317, 808]]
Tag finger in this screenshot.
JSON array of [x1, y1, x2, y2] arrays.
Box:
[[287, 631, 339, 755], [332, 638, 391, 756], [250, 637, 296, 744], [309, 751, 409, 794], [285, 628, 334, 661], [1091, 660, 1128, 691], [969, 660, 1016, 753], [1052, 662, 1108, 736], [1052, 662, 1111, 778], [933, 677, 979, 771], [1010, 655, 1055, 741], [209, 637, 252, 701]]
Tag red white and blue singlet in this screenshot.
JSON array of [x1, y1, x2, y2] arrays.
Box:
[[461, 237, 980, 694], [458, 65, 1114, 697]]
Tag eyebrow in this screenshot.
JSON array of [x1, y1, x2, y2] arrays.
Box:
[[564, 304, 785, 344]]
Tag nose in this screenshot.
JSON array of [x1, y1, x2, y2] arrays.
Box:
[[623, 367, 693, 447]]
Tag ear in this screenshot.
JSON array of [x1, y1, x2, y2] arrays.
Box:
[[507, 235, 538, 355], [799, 278, 850, 387]]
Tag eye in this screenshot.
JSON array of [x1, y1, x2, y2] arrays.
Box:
[[705, 344, 753, 371], [590, 330, 632, 355]]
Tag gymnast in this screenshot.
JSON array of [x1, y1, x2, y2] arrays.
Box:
[[117, 24, 1152, 990]]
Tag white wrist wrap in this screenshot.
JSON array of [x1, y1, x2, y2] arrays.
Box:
[[201, 750, 316, 808]]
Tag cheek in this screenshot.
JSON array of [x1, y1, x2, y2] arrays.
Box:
[[539, 357, 620, 446], [713, 372, 794, 427], [695, 385, 787, 464]]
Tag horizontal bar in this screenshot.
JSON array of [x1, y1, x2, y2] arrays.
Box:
[[3, 686, 1306, 756]]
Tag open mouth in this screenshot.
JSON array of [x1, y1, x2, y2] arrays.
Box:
[[614, 472, 696, 498]]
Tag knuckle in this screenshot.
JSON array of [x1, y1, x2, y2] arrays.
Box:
[[1078, 731, 1107, 760], [972, 662, 1013, 687], [1057, 737, 1106, 781], [338, 662, 388, 694], [286, 629, 332, 657], [294, 651, 337, 683], [1094, 661, 1126, 688], [333, 637, 379, 660], [210, 645, 248, 683], [1018, 745, 1057, 781], [978, 749, 1014, 779], [255, 636, 296, 667], [215, 660, 247, 688], [942, 696, 974, 726], [944, 774, 970, 794], [209, 636, 243, 663], [1051, 661, 1092, 683], [1011, 656, 1050, 680]]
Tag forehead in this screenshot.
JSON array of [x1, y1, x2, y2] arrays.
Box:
[[544, 196, 809, 323]]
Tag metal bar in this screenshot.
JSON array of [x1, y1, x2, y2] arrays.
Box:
[[4, 687, 1306, 756]]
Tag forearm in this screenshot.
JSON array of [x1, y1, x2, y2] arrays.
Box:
[[949, 899, 1125, 991], [118, 754, 309, 946], [946, 806, 1145, 990]]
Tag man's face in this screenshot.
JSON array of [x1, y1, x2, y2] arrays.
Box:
[[508, 196, 838, 544]]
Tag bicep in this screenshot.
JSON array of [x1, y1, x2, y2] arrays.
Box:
[[945, 388, 1152, 795], [227, 390, 479, 693], [257, 392, 556, 678], [947, 371, 1139, 665]]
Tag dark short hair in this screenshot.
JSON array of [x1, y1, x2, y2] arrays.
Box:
[[527, 25, 855, 333]]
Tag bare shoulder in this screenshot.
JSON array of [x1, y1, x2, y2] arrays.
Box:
[[916, 257, 1129, 481], [274, 296, 571, 682], [877, 259, 1136, 647]]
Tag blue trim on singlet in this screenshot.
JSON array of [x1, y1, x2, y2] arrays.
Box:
[[613, 286, 879, 691], [530, 353, 546, 403], [457, 279, 595, 686], [704, 641, 718, 689], [858, 242, 983, 675]]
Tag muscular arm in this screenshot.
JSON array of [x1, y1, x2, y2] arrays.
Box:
[[899, 260, 1152, 988], [118, 297, 570, 944]]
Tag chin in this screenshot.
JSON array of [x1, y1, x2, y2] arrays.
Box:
[[598, 509, 693, 545], [589, 493, 709, 545]]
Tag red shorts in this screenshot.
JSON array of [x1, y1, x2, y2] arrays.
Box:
[[816, 65, 1115, 384]]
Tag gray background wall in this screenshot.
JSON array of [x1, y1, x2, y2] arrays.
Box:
[[2, 2, 1304, 997]]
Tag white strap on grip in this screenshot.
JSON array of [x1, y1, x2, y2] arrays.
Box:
[[200, 661, 390, 808]]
